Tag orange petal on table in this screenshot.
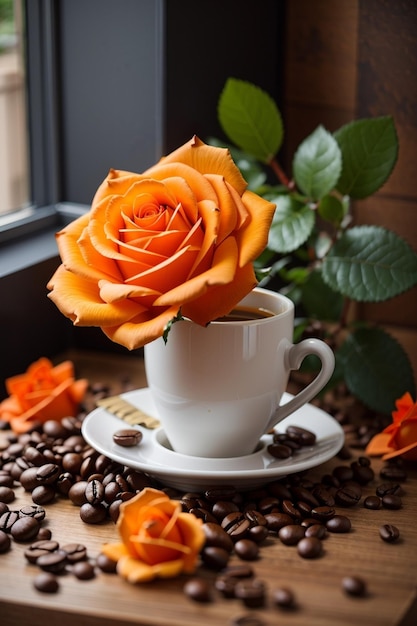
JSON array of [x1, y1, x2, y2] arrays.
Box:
[[176, 513, 205, 571], [51, 360, 75, 384], [101, 542, 129, 562], [154, 135, 248, 197], [182, 261, 257, 326], [103, 305, 181, 350], [365, 432, 395, 456], [237, 190, 277, 267], [48, 265, 143, 326], [153, 236, 238, 308], [9, 379, 87, 433], [382, 440, 417, 461], [117, 554, 184, 583]]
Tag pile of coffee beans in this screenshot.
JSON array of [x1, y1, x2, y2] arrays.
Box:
[[0, 380, 409, 617]]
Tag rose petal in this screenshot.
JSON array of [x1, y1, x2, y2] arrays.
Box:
[[237, 190, 277, 267], [153, 135, 248, 196], [103, 306, 180, 349], [365, 432, 395, 456], [382, 440, 417, 461], [48, 265, 144, 326]]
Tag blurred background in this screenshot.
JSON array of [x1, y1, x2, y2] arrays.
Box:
[[0, 0, 416, 396]]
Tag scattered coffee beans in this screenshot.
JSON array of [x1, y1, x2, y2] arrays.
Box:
[[33, 571, 60, 593], [112, 429, 143, 447], [342, 575, 367, 597], [272, 586, 296, 609], [379, 523, 400, 543], [183, 577, 212, 602], [297, 536, 322, 559]]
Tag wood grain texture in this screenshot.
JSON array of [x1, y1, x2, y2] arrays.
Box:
[[1, 352, 417, 626]]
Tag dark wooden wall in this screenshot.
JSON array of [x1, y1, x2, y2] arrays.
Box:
[[281, 0, 417, 383]]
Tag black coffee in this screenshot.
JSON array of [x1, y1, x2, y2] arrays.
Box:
[[216, 305, 275, 322]]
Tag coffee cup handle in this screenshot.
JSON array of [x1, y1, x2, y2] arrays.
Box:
[[266, 338, 335, 432]]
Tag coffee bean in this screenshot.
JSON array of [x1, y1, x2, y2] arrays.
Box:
[[286, 425, 316, 446], [326, 515, 351, 533], [68, 481, 88, 506], [212, 500, 239, 520], [305, 524, 326, 539], [380, 465, 407, 482], [248, 525, 269, 544], [273, 586, 296, 608], [36, 463, 60, 485], [36, 527, 52, 541], [0, 510, 19, 532], [96, 552, 117, 573], [201, 545, 230, 570], [267, 443, 292, 459], [31, 485, 55, 505], [10, 516, 40, 542], [62, 543, 87, 563], [0, 529, 11, 553], [33, 572, 59, 593], [332, 465, 354, 482], [72, 561, 96, 580], [311, 506, 336, 522], [376, 482, 402, 497], [0, 486, 15, 503], [264, 512, 293, 532], [335, 484, 362, 507], [234, 539, 259, 561], [278, 524, 305, 546], [19, 505, 46, 521], [382, 494, 402, 510], [214, 574, 239, 598], [85, 479, 105, 505], [364, 496, 381, 510], [112, 429, 143, 447], [379, 524, 400, 543], [297, 536, 322, 558], [342, 575, 367, 596], [202, 522, 234, 552], [351, 462, 374, 485], [79, 502, 107, 524], [230, 615, 267, 626], [183, 577, 212, 602], [222, 564, 254, 579], [37, 551, 67, 573], [234, 578, 266, 608]]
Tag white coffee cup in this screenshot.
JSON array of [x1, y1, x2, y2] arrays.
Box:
[[144, 287, 335, 458]]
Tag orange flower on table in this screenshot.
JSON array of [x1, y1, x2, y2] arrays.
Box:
[[0, 357, 88, 434], [47, 136, 276, 350], [101, 488, 205, 583], [366, 392, 417, 461]]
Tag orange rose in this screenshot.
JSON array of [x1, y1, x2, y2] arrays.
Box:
[[101, 488, 205, 582], [366, 392, 417, 461], [47, 136, 275, 349], [0, 357, 88, 434]]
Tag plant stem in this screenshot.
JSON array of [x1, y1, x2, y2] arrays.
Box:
[[268, 157, 294, 190]]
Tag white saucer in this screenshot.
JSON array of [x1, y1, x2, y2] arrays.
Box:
[[82, 388, 344, 491]]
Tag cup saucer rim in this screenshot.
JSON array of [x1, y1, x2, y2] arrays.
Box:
[[81, 388, 345, 490]]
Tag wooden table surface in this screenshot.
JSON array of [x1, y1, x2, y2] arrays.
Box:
[[1, 351, 416, 626]]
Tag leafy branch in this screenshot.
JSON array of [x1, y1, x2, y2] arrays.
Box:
[[214, 78, 417, 414]]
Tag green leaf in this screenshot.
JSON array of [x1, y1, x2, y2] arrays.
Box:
[[338, 327, 416, 414], [218, 78, 283, 163], [322, 226, 417, 301], [268, 195, 315, 253], [318, 194, 345, 225], [301, 269, 344, 321], [293, 126, 342, 200], [334, 116, 398, 198], [162, 309, 184, 344]]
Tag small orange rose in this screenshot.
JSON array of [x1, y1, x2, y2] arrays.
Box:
[[366, 392, 417, 461], [0, 357, 88, 434], [47, 136, 276, 350], [101, 488, 205, 582]]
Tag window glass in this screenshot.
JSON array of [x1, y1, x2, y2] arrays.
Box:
[[0, 0, 29, 218]]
